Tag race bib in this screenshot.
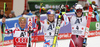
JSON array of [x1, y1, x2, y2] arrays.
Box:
[[72, 25, 85, 35]]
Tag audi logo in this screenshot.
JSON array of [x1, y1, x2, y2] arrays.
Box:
[[15, 37, 28, 43]]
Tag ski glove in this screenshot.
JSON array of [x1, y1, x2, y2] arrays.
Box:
[[83, 38, 87, 47]]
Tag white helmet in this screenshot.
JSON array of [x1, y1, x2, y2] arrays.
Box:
[[75, 4, 83, 12], [75, 4, 83, 10]]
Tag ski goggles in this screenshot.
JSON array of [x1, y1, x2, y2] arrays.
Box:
[[76, 9, 82, 13]]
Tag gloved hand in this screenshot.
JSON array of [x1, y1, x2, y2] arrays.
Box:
[[91, 4, 97, 11], [83, 38, 87, 47], [7, 30, 12, 34], [94, 12, 97, 15], [37, 21, 41, 30]]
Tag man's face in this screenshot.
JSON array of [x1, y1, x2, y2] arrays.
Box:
[[48, 14, 55, 22], [2, 17, 6, 23], [76, 9, 82, 17], [70, 7, 73, 10], [24, 11, 27, 14], [56, 10, 59, 12], [1, 11, 4, 15], [85, 4, 88, 7], [12, 13, 14, 15], [9, 14, 13, 18], [24, 11, 28, 15], [19, 21, 26, 29]]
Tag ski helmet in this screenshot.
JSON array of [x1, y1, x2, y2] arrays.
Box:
[[92, 1, 96, 4], [75, 4, 83, 13], [47, 9, 55, 15]]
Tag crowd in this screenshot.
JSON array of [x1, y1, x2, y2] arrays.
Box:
[[0, 10, 16, 18], [0, 1, 98, 19], [34, 1, 98, 14]]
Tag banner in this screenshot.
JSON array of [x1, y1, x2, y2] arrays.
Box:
[[28, 0, 78, 10]]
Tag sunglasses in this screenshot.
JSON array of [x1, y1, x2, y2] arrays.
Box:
[[76, 9, 82, 13]]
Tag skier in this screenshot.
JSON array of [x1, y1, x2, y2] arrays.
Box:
[[38, 9, 69, 47], [69, 4, 87, 47], [1, 17, 28, 47], [1, 17, 39, 47], [13, 17, 29, 47]]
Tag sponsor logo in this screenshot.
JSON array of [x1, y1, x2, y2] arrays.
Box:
[[35, 4, 60, 9], [58, 33, 71, 39], [0, 40, 13, 46], [15, 37, 28, 43]]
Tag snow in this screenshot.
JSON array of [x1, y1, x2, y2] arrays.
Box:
[[35, 36, 100, 47], [1, 36, 100, 47]]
